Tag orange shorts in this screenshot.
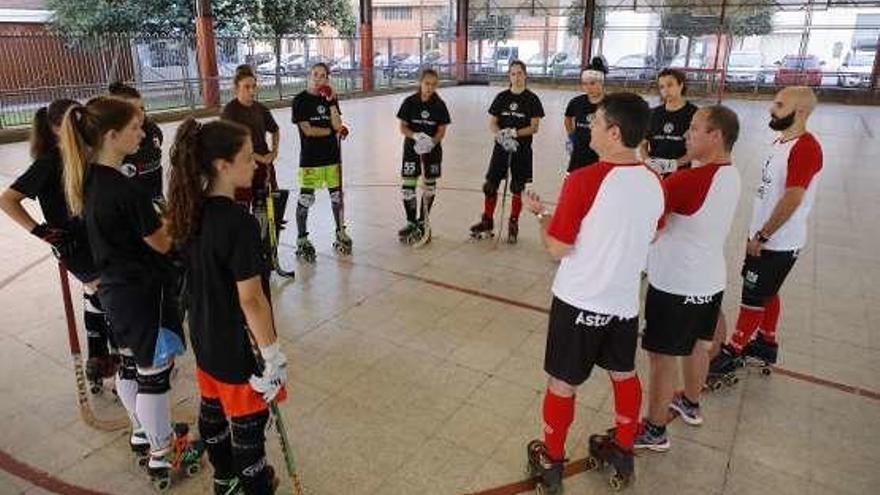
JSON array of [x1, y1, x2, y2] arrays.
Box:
[[196, 367, 287, 418]]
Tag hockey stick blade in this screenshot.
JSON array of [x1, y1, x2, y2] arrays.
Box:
[[270, 402, 305, 495]]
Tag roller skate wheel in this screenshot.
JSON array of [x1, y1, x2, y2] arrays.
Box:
[[185, 462, 201, 477], [761, 367, 772, 376], [710, 380, 723, 391], [152, 477, 171, 492], [725, 375, 739, 386], [90, 384, 102, 395], [135, 456, 149, 469], [584, 456, 599, 471], [609, 474, 626, 491]]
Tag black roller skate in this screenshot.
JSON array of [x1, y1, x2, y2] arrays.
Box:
[[131, 430, 151, 468], [743, 333, 777, 376], [398, 222, 422, 245], [147, 423, 206, 492], [85, 355, 120, 394], [334, 227, 353, 255], [469, 214, 494, 240], [706, 344, 743, 391], [507, 217, 519, 244], [213, 477, 243, 495], [295, 235, 317, 264], [414, 218, 432, 246], [525, 440, 564, 494], [584, 434, 634, 491]]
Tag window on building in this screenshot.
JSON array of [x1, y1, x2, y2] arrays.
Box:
[[380, 7, 413, 21]]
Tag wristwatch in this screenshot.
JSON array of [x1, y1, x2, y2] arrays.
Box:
[[756, 230, 771, 243]]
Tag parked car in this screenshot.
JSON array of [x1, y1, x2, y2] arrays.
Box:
[[774, 55, 824, 86], [554, 53, 583, 78], [725, 51, 767, 84], [607, 54, 657, 80], [256, 53, 304, 75], [394, 51, 447, 79], [245, 52, 274, 67], [478, 46, 520, 73], [838, 51, 874, 88], [668, 53, 707, 79]]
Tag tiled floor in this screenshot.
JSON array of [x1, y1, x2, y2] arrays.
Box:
[[0, 86, 878, 495]]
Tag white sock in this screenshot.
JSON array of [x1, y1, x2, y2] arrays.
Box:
[[115, 374, 141, 430], [136, 391, 173, 451]]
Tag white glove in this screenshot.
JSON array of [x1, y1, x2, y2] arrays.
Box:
[[647, 158, 678, 175], [495, 128, 519, 153], [565, 133, 574, 156], [249, 342, 287, 403], [413, 132, 435, 155]]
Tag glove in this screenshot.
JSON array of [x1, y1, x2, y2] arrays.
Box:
[[317, 84, 335, 101], [31, 223, 77, 258], [338, 123, 350, 140], [413, 132, 435, 155], [565, 133, 574, 156], [495, 128, 519, 153], [249, 342, 287, 403], [647, 158, 678, 175]]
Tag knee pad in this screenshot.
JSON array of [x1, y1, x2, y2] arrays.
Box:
[[483, 180, 499, 196], [510, 180, 526, 194], [83, 290, 104, 313], [231, 411, 270, 479], [273, 189, 289, 214], [401, 186, 417, 201], [297, 192, 315, 208], [118, 354, 137, 381], [422, 180, 437, 198], [136, 363, 173, 395], [198, 398, 231, 445], [329, 188, 344, 205]]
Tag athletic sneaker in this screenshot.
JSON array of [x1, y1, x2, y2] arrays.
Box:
[[669, 393, 703, 426], [633, 423, 670, 452]]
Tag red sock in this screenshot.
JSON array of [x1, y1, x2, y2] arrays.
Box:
[[611, 375, 642, 451], [760, 294, 780, 344], [511, 193, 523, 219], [542, 390, 575, 462], [730, 305, 765, 352], [483, 193, 498, 218]]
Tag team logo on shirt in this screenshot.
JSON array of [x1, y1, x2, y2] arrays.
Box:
[[317, 105, 326, 115], [684, 295, 714, 305], [120, 163, 137, 178], [663, 122, 674, 134], [421, 110, 430, 119], [510, 102, 519, 111]]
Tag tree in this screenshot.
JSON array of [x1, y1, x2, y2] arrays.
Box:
[[433, 11, 515, 67], [254, 0, 356, 89], [565, 0, 606, 47]]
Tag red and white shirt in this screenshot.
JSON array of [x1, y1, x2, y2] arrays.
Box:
[[648, 163, 741, 296], [549, 162, 665, 318], [750, 133, 823, 251]]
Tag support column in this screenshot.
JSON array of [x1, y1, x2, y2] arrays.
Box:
[[360, 0, 374, 92], [455, 0, 469, 81], [870, 32, 880, 91], [713, 0, 728, 103], [580, 0, 596, 68], [195, 0, 219, 108]]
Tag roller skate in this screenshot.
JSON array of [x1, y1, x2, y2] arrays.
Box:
[[130, 429, 151, 468], [147, 423, 205, 492], [414, 218, 432, 246], [333, 226, 353, 255], [295, 235, 317, 264], [398, 222, 422, 245], [469, 214, 494, 240], [525, 440, 564, 494], [85, 354, 120, 394], [705, 344, 743, 391], [743, 333, 777, 376], [584, 434, 634, 491], [213, 477, 243, 495], [507, 217, 519, 244]]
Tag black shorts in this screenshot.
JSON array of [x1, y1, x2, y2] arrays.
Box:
[[642, 285, 722, 356], [401, 148, 442, 179], [486, 143, 533, 189], [741, 249, 798, 307], [544, 296, 638, 386], [63, 244, 99, 284]]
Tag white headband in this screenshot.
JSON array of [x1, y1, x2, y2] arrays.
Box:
[[581, 69, 605, 82]]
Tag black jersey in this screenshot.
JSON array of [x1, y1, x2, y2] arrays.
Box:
[[648, 101, 698, 160], [291, 90, 342, 168], [221, 99, 279, 156], [564, 94, 600, 172], [186, 196, 267, 383], [83, 164, 163, 279], [488, 88, 545, 147], [396, 92, 451, 160], [122, 119, 164, 198], [11, 147, 81, 231]]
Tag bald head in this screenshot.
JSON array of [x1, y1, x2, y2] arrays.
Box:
[[770, 86, 817, 133], [779, 86, 818, 115]]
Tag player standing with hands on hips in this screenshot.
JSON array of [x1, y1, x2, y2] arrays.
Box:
[[167, 118, 286, 494], [469, 60, 544, 244], [291, 62, 351, 261], [522, 93, 664, 493], [396, 68, 451, 245]]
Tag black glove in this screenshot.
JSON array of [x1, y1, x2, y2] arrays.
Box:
[[31, 223, 77, 258]]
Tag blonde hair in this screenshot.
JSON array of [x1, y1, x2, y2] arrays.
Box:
[[59, 96, 139, 216]]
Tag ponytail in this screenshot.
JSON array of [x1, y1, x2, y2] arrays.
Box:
[[30, 98, 77, 159], [59, 96, 139, 217], [167, 118, 250, 246]]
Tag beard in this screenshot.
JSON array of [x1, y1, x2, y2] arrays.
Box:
[[769, 110, 796, 131]]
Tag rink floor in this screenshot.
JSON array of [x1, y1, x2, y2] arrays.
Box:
[[0, 86, 878, 495]]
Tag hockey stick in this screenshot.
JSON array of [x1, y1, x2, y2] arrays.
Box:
[[412, 154, 432, 248], [265, 179, 295, 279], [494, 151, 513, 248], [57, 262, 128, 432]]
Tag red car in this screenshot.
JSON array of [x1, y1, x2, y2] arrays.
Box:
[[775, 55, 824, 86]]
